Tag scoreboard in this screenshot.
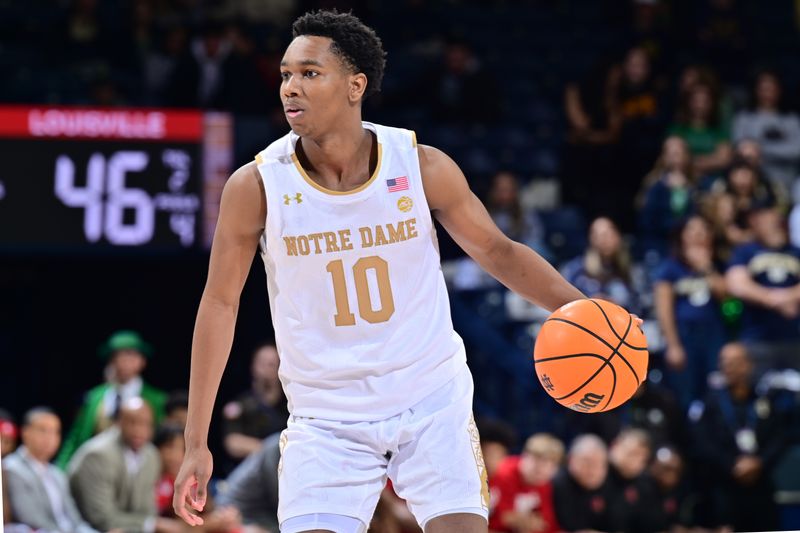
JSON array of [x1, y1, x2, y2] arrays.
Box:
[[0, 106, 232, 252]]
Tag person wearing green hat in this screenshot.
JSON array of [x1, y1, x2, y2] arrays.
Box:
[[56, 330, 168, 469]]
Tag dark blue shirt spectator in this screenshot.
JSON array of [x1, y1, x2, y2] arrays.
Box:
[[728, 241, 800, 341]]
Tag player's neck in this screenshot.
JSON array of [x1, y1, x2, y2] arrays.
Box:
[[298, 120, 374, 183]]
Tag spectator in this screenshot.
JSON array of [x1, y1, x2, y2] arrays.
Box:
[[222, 343, 288, 462], [611, 46, 669, 229], [693, 0, 748, 84], [562, 58, 621, 222], [3, 408, 99, 533], [646, 446, 691, 533], [216, 432, 281, 533], [487, 171, 550, 259], [144, 26, 188, 104], [477, 417, 518, 479], [68, 398, 183, 533], [654, 215, 727, 407], [420, 38, 499, 124], [726, 204, 800, 376], [638, 136, 695, 258], [164, 390, 189, 428], [701, 190, 749, 262], [551, 434, 625, 532], [733, 70, 800, 195], [0, 409, 18, 458], [720, 160, 779, 228], [607, 428, 655, 533], [58, 330, 167, 468], [690, 342, 789, 531], [669, 81, 732, 178], [154, 424, 241, 531], [488, 433, 564, 533], [218, 24, 271, 114], [562, 217, 638, 313], [165, 21, 232, 108]]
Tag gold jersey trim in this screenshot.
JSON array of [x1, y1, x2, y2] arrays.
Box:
[[291, 143, 384, 196]]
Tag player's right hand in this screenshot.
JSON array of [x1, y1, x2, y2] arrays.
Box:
[[173, 445, 213, 526]]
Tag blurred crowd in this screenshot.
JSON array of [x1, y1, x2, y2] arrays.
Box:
[[4, 0, 800, 531]]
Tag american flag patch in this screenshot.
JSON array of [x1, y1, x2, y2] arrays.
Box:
[[386, 176, 409, 192]]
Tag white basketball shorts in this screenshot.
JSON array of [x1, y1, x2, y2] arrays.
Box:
[[277, 364, 490, 530]]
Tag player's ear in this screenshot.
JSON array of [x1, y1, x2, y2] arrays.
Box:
[[348, 72, 367, 104]]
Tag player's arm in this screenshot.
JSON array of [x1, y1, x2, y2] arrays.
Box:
[[419, 144, 585, 312], [173, 161, 266, 526]]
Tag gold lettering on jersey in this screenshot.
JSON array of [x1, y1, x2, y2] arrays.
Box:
[[297, 235, 311, 255], [338, 229, 353, 250], [283, 236, 298, 256], [359, 227, 375, 248], [309, 233, 325, 254], [323, 232, 341, 253], [374, 225, 389, 246], [283, 218, 419, 257]]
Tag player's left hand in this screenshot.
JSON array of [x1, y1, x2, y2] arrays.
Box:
[[173, 445, 213, 526], [631, 314, 644, 329]]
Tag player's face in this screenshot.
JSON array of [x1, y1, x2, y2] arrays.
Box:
[[280, 36, 361, 138], [22, 413, 61, 462]]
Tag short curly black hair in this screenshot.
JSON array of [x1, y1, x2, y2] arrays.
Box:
[[292, 9, 386, 99]]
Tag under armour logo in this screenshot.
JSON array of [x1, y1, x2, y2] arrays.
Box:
[[540, 374, 555, 392], [283, 193, 302, 205]]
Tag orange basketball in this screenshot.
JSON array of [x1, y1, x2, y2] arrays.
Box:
[[533, 298, 649, 413]]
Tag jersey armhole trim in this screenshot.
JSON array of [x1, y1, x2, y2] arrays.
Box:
[[411, 130, 417, 148]]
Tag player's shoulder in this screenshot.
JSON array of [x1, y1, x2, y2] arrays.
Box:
[[253, 130, 297, 168], [369, 121, 417, 152]]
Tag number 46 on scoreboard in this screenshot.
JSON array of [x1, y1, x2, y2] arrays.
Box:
[[54, 150, 199, 246]]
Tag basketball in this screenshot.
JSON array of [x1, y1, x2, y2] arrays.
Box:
[[534, 298, 649, 413]]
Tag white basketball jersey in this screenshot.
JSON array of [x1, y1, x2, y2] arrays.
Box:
[[255, 122, 467, 421]]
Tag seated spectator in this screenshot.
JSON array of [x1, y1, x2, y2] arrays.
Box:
[[638, 136, 695, 258], [477, 417, 518, 479], [165, 21, 232, 108], [733, 70, 800, 194], [0, 408, 18, 458], [4, 408, 99, 533], [702, 190, 750, 262], [607, 428, 655, 533], [58, 330, 167, 468], [720, 160, 779, 228], [726, 203, 800, 375], [690, 342, 790, 531], [455, 171, 550, 288], [487, 171, 550, 259], [488, 433, 564, 533], [216, 432, 281, 533], [646, 446, 691, 533], [655, 215, 727, 407], [154, 424, 241, 532], [669, 81, 732, 178], [68, 398, 183, 532], [222, 342, 288, 463], [164, 390, 189, 428], [552, 434, 624, 532], [562, 217, 638, 313]]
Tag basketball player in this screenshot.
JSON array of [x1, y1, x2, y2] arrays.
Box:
[[174, 10, 589, 533]]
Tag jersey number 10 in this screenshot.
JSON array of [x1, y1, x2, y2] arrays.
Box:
[[326, 256, 395, 326]]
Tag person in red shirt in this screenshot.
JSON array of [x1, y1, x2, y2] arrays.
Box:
[[489, 433, 564, 533]]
